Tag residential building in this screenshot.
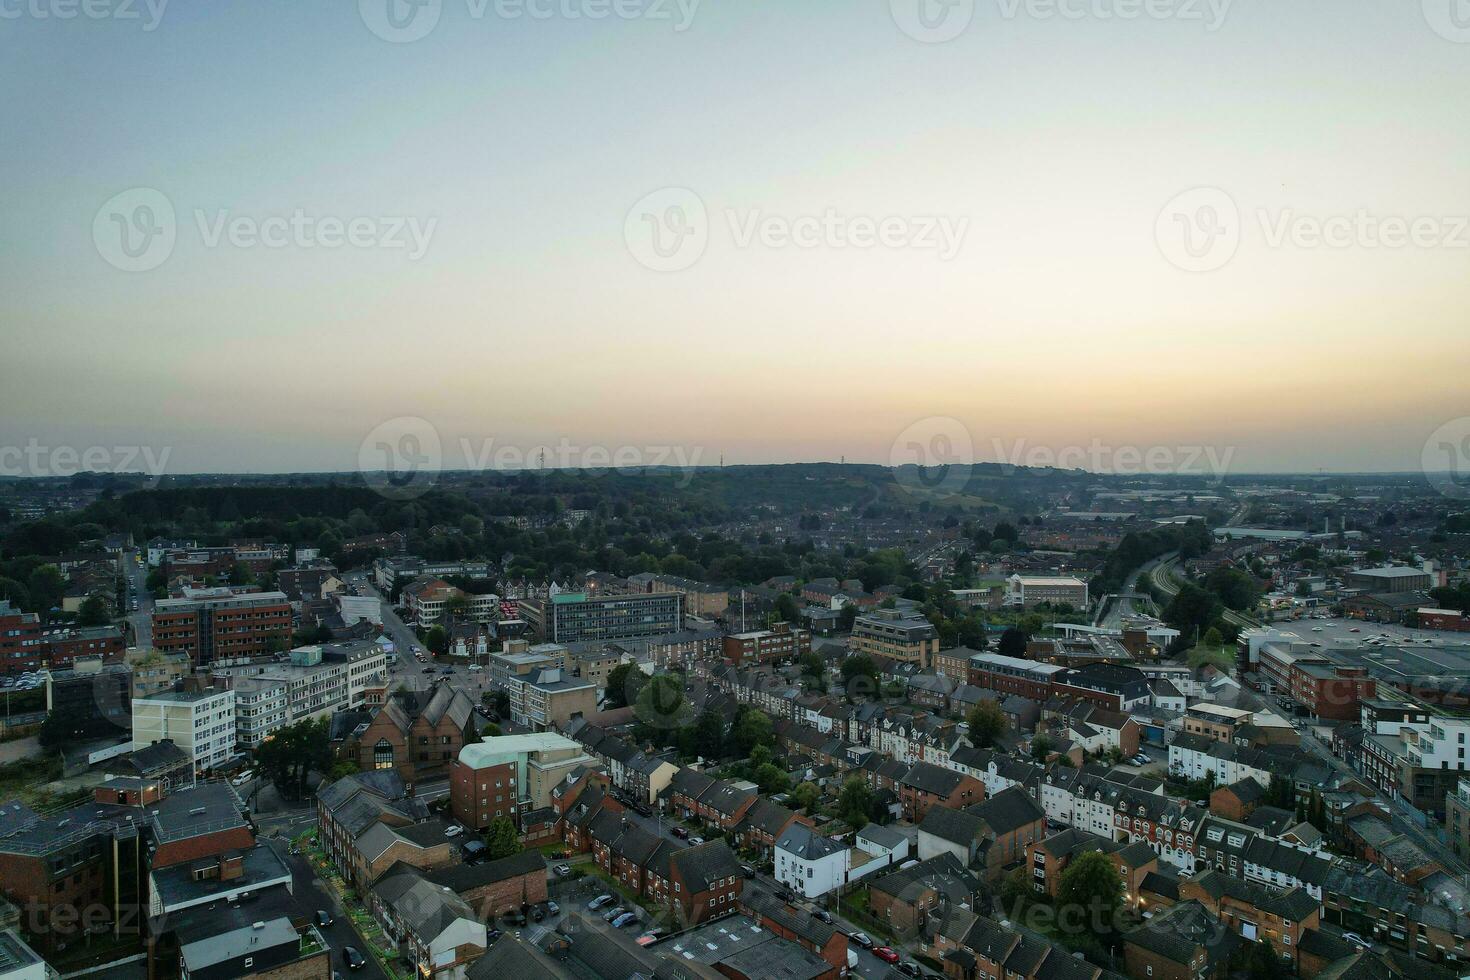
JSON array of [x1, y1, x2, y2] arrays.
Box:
[[226, 641, 388, 747], [178, 917, 330, 980], [722, 623, 813, 666], [506, 666, 596, 732], [850, 609, 940, 668], [539, 591, 683, 644], [370, 871, 487, 980], [131, 686, 237, 772], [774, 824, 850, 898], [151, 589, 292, 666], [450, 732, 596, 830]]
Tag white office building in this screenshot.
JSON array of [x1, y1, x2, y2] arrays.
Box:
[[132, 687, 237, 772]]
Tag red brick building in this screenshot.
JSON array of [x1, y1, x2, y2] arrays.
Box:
[[355, 687, 477, 787], [150, 589, 292, 665], [897, 761, 985, 823], [421, 849, 548, 918], [722, 622, 812, 666]]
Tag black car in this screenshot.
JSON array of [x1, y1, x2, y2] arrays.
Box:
[[487, 929, 502, 944], [531, 905, 545, 922], [315, 909, 333, 928], [342, 947, 366, 970]]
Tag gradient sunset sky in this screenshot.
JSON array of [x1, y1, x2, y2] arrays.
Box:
[[3, 0, 1468, 476]]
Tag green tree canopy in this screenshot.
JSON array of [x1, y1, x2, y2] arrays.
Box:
[[967, 700, 1008, 747]]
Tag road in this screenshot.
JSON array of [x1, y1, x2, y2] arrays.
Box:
[[274, 834, 390, 980], [1152, 553, 1259, 631], [122, 548, 152, 646]]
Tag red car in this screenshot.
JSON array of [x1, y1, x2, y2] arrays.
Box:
[[874, 947, 900, 964]]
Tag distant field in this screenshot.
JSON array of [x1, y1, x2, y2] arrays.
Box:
[[1186, 644, 1234, 671]]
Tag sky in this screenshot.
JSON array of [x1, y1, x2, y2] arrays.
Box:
[[3, 0, 1469, 479]]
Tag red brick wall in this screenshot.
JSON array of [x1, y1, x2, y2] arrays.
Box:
[[152, 827, 258, 868], [462, 870, 547, 918]]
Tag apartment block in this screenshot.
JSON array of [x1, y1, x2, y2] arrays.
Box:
[[850, 608, 939, 668], [151, 589, 292, 666], [546, 591, 683, 644], [722, 622, 812, 666], [132, 687, 237, 772]]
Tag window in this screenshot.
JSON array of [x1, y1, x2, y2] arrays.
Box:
[[374, 739, 394, 770]]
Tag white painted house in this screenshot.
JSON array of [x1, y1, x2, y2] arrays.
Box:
[[775, 824, 850, 898]]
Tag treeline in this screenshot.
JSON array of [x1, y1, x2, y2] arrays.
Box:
[[1090, 521, 1213, 597]]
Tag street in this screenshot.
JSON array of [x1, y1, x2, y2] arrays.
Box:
[[275, 834, 391, 980]]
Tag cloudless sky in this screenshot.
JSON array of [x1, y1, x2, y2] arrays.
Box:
[[3, 0, 1468, 476]]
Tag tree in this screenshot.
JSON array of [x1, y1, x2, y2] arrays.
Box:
[[997, 627, 1029, 657], [837, 602, 858, 632], [1031, 734, 1054, 761], [604, 662, 646, 710], [1055, 850, 1122, 937], [967, 700, 1007, 747], [484, 815, 521, 860], [258, 718, 332, 800], [754, 763, 790, 795], [797, 651, 825, 688], [733, 708, 774, 755], [693, 707, 727, 761], [840, 653, 880, 699], [424, 625, 447, 654], [792, 781, 820, 813], [837, 775, 876, 828], [77, 595, 112, 627], [1243, 937, 1291, 980], [1202, 626, 1224, 649], [635, 674, 694, 740], [483, 723, 502, 737], [774, 592, 800, 623]]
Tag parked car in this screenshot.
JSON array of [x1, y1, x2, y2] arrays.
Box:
[[812, 909, 832, 924], [688, 836, 705, 845], [849, 931, 873, 949], [531, 905, 545, 922], [555, 864, 573, 877], [444, 824, 464, 838], [231, 770, 255, 787], [740, 865, 756, 879], [487, 928, 502, 944], [1343, 932, 1368, 948], [315, 909, 333, 928], [545, 900, 559, 915], [874, 947, 900, 964], [612, 912, 639, 928], [603, 906, 627, 922], [587, 894, 614, 910], [342, 947, 367, 971], [671, 827, 690, 840]]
